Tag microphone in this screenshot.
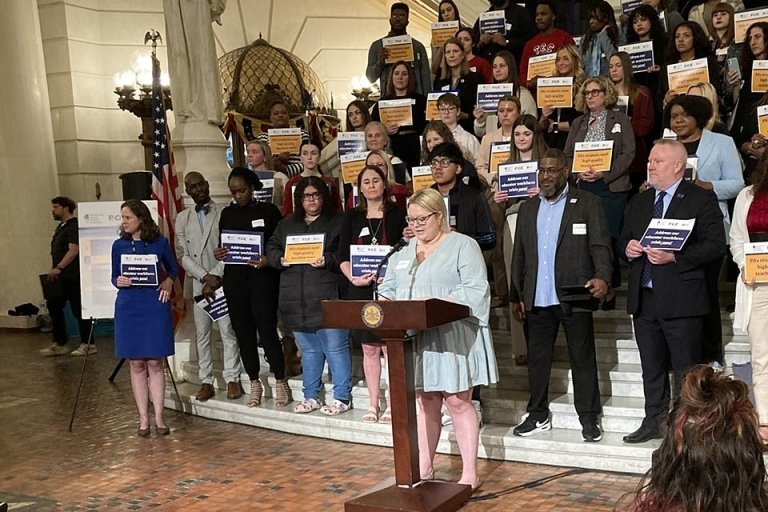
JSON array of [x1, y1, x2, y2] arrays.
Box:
[[373, 238, 409, 300]]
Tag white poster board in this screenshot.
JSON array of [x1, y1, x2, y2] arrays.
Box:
[[78, 200, 158, 320]]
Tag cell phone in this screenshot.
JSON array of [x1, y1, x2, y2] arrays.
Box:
[[728, 57, 741, 80]]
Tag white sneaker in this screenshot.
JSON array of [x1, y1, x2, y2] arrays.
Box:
[[70, 343, 97, 356], [40, 344, 70, 357]]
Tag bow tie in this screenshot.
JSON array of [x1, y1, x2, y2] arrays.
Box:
[[195, 203, 210, 214]]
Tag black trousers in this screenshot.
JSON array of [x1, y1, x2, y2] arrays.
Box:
[[223, 269, 285, 381], [633, 288, 704, 421], [701, 257, 724, 364], [525, 306, 601, 424], [47, 276, 91, 346]]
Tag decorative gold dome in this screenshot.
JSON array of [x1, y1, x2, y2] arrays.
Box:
[[219, 37, 333, 118]]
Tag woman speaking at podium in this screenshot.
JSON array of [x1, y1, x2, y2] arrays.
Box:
[[111, 200, 177, 437], [377, 188, 498, 490]]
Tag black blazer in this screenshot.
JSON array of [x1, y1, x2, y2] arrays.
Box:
[[511, 186, 613, 313], [619, 179, 726, 318]]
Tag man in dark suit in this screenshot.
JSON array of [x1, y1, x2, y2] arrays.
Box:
[[620, 139, 726, 443], [511, 148, 613, 442]]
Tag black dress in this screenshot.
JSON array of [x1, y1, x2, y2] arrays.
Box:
[[372, 94, 428, 172]]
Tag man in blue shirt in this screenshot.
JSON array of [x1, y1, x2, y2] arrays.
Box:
[[510, 148, 613, 442]]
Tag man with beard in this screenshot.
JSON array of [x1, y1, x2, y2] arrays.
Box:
[[41, 197, 94, 357], [366, 3, 431, 96], [510, 148, 612, 442], [175, 171, 244, 401], [472, 0, 536, 66]]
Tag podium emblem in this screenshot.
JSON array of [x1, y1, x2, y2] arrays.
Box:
[[361, 302, 384, 328]]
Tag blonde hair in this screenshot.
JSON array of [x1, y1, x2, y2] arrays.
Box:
[[575, 76, 619, 113], [556, 44, 586, 88], [364, 121, 392, 153], [688, 82, 721, 131], [439, 38, 470, 81], [407, 188, 450, 233], [365, 149, 396, 182], [246, 139, 275, 170]]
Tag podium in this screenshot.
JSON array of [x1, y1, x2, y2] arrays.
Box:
[[322, 299, 473, 512]]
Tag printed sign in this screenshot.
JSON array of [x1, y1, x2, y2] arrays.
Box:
[[338, 131, 366, 158], [758, 105, 768, 137], [572, 141, 614, 173], [498, 161, 538, 198], [752, 60, 768, 94], [284, 233, 326, 264], [253, 179, 274, 203], [745, 242, 768, 283], [120, 254, 158, 286], [527, 53, 557, 81], [735, 8, 768, 43], [490, 142, 511, 175], [222, 230, 263, 265], [479, 10, 506, 35], [195, 287, 229, 321], [621, 0, 644, 14], [618, 41, 654, 73], [378, 98, 414, 127], [685, 157, 698, 181], [426, 90, 457, 120], [640, 218, 696, 251], [667, 58, 709, 94], [383, 35, 415, 64], [412, 165, 435, 192], [340, 151, 369, 185], [350, 244, 392, 278], [268, 128, 302, 155], [431, 21, 459, 47], [614, 95, 629, 116], [477, 83, 515, 113], [537, 77, 573, 108]]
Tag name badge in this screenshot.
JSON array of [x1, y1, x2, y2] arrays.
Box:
[[252, 219, 265, 228], [359, 227, 370, 237], [573, 223, 587, 235], [396, 260, 409, 270]]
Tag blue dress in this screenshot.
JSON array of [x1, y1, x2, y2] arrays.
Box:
[[111, 237, 178, 359]]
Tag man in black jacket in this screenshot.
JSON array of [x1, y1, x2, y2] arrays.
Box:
[[472, 0, 537, 65]]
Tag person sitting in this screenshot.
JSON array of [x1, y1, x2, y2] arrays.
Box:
[[617, 365, 768, 512]]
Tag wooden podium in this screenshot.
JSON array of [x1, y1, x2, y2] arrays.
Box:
[[322, 299, 473, 512]]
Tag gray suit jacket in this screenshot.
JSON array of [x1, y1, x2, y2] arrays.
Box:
[[511, 186, 613, 313], [175, 200, 225, 295]]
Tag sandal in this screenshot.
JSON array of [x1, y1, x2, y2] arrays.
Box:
[[274, 379, 292, 407], [361, 406, 379, 423], [247, 380, 263, 407], [294, 398, 322, 414], [379, 407, 392, 423], [320, 399, 351, 416]]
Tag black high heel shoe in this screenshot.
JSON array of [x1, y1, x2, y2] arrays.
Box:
[[137, 427, 150, 437], [155, 425, 170, 435]]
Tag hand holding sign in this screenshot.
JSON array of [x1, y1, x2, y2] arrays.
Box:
[[644, 246, 676, 265]]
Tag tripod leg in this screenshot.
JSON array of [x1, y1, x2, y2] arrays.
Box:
[[109, 358, 126, 382], [69, 318, 96, 432], [164, 357, 185, 418]]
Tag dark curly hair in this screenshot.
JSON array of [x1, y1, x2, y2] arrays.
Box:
[[119, 199, 161, 242], [292, 175, 336, 221], [662, 95, 713, 132], [664, 21, 713, 64], [228, 166, 263, 191], [626, 5, 667, 45]]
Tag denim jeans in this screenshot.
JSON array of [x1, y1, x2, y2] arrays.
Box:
[[293, 328, 352, 402]]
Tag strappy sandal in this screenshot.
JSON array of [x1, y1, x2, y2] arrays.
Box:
[[362, 406, 379, 423], [294, 398, 322, 414], [247, 380, 263, 407], [320, 399, 351, 416], [274, 379, 292, 407], [379, 407, 392, 423]]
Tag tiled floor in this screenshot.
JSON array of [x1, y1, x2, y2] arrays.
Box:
[[1, 332, 643, 511]]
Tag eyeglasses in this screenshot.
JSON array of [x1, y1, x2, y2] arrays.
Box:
[[301, 192, 322, 201], [438, 106, 457, 114], [405, 213, 437, 226], [430, 158, 455, 169], [538, 166, 567, 175], [583, 89, 605, 98]]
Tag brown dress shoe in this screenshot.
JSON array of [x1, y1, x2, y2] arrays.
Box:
[[196, 383, 215, 402], [227, 381, 244, 399]]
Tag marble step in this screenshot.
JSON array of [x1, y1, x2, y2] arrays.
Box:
[[165, 381, 656, 475]]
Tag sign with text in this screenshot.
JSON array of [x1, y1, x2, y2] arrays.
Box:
[[338, 131, 366, 158], [735, 8, 768, 43], [431, 21, 459, 48], [426, 90, 457, 120], [284, 234, 326, 264], [752, 60, 768, 93], [640, 218, 696, 251], [479, 10, 506, 35], [618, 41, 654, 73], [490, 142, 511, 174], [537, 77, 573, 108], [614, 95, 629, 116], [758, 105, 768, 137], [253, 178, 274, 203], [383, 35, 414, 64], [340, 151, 369, 185], [572, 140, 614, 173], [120, 254, 158, 286], [527, 53, 557, 81], [412, 165, 435, 192], [498, 161, 538, 198], [378, 98, 414, 127], [667, 58, 709, 94], [350, 244, 392, 278], [477, 83, 515, 113], [267, 128, 302, 155], [745, 242, 768, 283], [621, 0, 644, 14], [195, 287, 229, 321], [222, 230, 263, 265], [685, 156, 698, 181]]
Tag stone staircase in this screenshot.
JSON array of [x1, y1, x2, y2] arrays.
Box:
[[165, 288, 749, 475]]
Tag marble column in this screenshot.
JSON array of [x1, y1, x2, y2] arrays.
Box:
[[0, 1, 60, 313]]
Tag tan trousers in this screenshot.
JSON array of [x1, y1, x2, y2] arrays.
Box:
[[749, 285, 768, 425]]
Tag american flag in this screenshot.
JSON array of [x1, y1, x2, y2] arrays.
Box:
[[151, 53, 183, 246]]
